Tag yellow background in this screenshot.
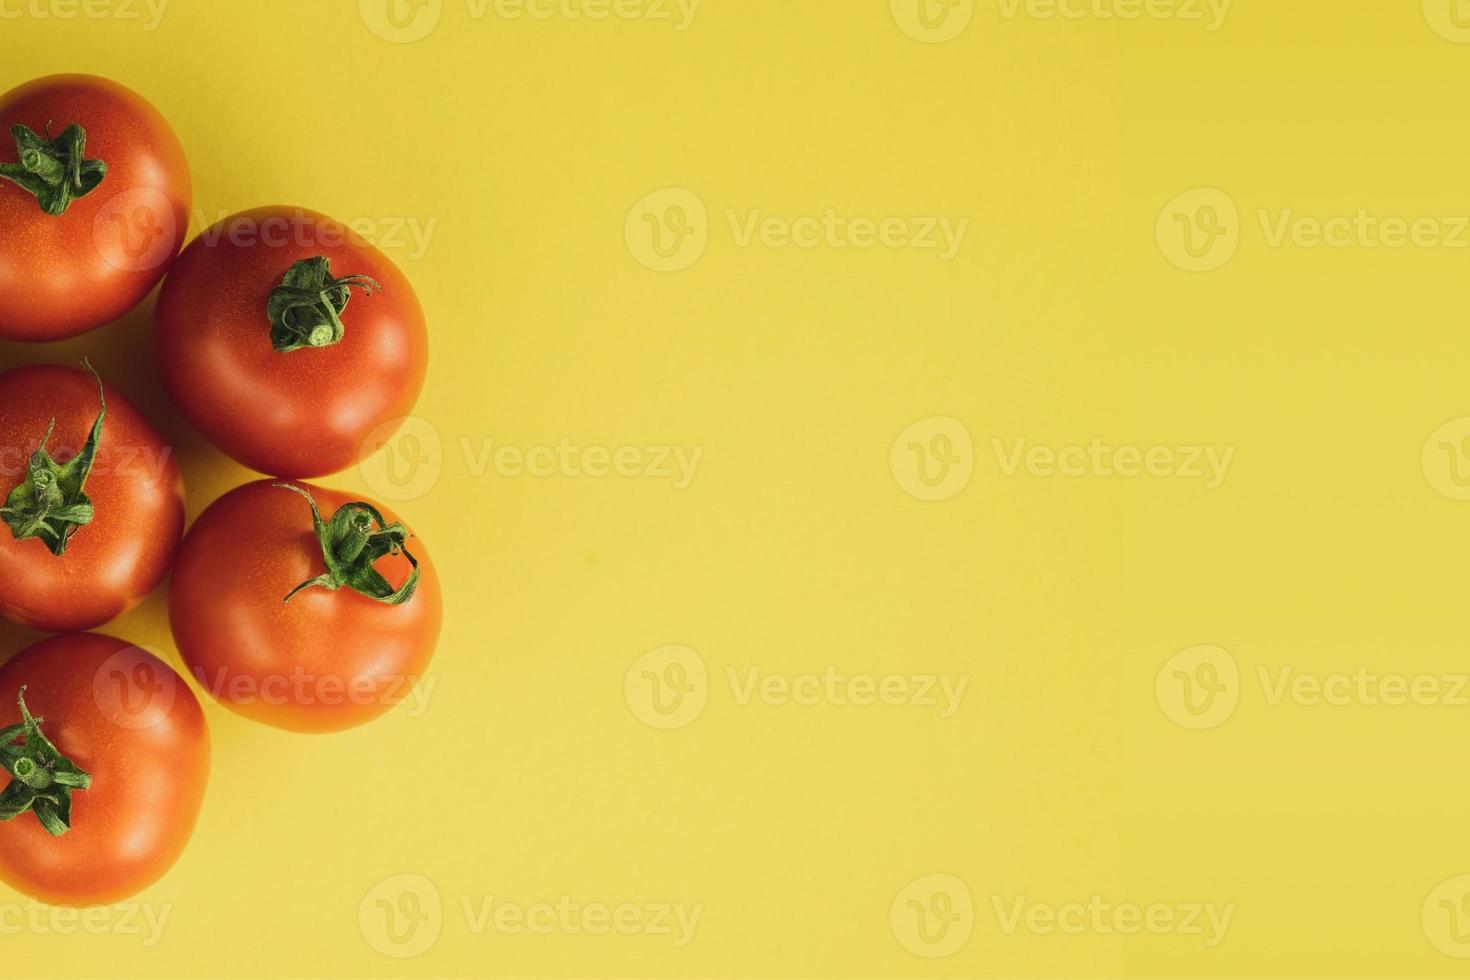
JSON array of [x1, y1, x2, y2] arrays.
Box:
[[2, 0, 1469, 975]]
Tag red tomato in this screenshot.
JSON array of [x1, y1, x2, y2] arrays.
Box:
[[0, 364, 184, 632], [0, 633, 209, 906], [0, 74, 191, 341], [170, 479, 441, 733], [154, 206, 428, 478]]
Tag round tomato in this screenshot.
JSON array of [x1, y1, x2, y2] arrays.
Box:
[[0, 74, 191, 342], [0, 633, 209, 906], [0, 363, 184, 632], [170, 479, 441, 733], [154, 206, 428, 478]]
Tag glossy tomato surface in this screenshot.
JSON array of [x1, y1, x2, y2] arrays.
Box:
[[154, 206, 428, 478], [0, 74, 190, 341], [0, 633, 209, 906], [170, 480, 441, 733], [0, 365, 184, 632]]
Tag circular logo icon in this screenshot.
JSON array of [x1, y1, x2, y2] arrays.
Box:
[[92, 186, 178, 273], [1424, 0, 1470, 42], [890, 873, 974, 958], [359, 874, 443, 958], [1423, 417, 1470, 500], [890, 416, 974, 501], [360, 415, 444, 502], [359, 0, 442, 43], [891, 0, 975, 43], [1424, 874, 1470, 957], [1156, 645, 1239, 730], [625, 645, 708, 730], [625, 188, 708, 272], [92, 645, 177, 731], [1156, 187, 1239, 272]]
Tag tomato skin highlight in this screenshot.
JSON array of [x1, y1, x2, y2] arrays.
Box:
[[0, 633, 209, 907], [154, 206, 428, 478], [0, 365, 184, 632], [0, 74, 191, 341], [169, 480, 441, 733]]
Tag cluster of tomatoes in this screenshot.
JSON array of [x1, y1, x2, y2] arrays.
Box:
[[0, 75, 442, 906]]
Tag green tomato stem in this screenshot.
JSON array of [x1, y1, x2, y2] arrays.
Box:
[[0, 687, 93, 837], [274, 483, 421, 605], [0, 123, 107, 216], [0, 360, 106, 557], [266, 257, 382, 353]]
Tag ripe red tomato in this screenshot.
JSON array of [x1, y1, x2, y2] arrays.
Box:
[[0, 363, 184, 632], [0, 633, 209, 906], [170, 479, 441, 733], [154, 207, 428, 478], [0, 74, 191, 341]]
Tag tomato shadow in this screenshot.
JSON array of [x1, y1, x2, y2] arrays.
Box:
[[0, 620, 46, 668]]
